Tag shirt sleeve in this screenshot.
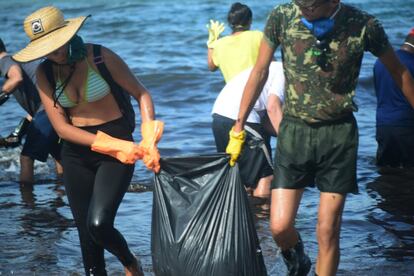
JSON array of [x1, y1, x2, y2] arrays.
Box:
[[0, 56, 15, 78], [263, 6, 282, 49], [364, 17, 391, 57]]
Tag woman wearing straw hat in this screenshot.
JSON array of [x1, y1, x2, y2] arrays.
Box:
[[14, 6, 163, 276]]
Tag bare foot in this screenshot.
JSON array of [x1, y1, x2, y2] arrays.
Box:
[[125, 256, 144, 276]]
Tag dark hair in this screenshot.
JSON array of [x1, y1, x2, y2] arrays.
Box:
[[227, 2, 252, 32], [47, 36, 85, 107], [0, 38, 6, 53]]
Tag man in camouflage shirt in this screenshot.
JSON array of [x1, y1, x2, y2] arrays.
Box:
[[226, 0, 414, 275]]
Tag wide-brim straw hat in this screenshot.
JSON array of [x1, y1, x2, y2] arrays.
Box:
[[13, 6, 89, 62]]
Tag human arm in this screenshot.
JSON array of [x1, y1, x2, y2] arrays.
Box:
[[1, 63, 23, 94], [37, 65, 143, 164], [266, 94, 283, 135], [207, 48, 218, 71], [234, 39, 275, 132], [225, 39, 275, 165], [378, 47, 414, 108], [206, 20, 224, 72], [0, 63, 24, 105], [100, 46, 156, 123], [36, 64, 97, 146], [100, 46, 163, 171]]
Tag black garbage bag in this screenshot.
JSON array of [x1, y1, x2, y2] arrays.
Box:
[[152, 154, 267, 276]]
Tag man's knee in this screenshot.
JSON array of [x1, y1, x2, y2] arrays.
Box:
[[316, 221, 340, 247], [270, 220, 291, 238]]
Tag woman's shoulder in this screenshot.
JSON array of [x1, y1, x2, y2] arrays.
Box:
[[247, 30, 263, 34], [244, 30, 263, 37], [218, 30, 263, 43], [85, 43, 120, 64], [239, 30, 263, 43], [85, 43, 104, 55]]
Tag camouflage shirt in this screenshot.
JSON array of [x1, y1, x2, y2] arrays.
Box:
[[264, 3, 391, 123]]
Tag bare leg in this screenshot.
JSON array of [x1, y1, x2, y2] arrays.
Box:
[[269, 188, 304, 249], [252, 175, 273, 212], [271, 188, 311, 275], [20, 155, 34, 183], [125, 256, 144, 276], [253, 175, 273, 198], [54, 159, 63, 176], [245, 187, 254, 196], [315, 192, 346, 276]]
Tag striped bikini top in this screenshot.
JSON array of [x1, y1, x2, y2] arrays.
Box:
[[55, 60, 110, 108]]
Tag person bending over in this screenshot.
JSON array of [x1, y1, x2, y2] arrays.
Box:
[[212, 61, 284, 199], [14, 6, 163, 276]]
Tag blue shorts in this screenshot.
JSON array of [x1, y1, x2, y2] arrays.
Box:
[[21, 110, 61, 162]]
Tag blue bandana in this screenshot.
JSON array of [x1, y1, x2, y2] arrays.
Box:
[[300, 4, 341, 39], [301, 17, 334, 39]]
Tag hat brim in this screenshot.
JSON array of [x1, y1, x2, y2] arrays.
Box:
[[13, 16, 88, 63]]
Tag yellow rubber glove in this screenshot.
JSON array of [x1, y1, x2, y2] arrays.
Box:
[[206, 19, 225, 48], [91, 131, 144, 164], [139, 120, 164, 173], [225, 127, 246, 166]]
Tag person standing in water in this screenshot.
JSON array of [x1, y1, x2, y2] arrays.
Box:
[[0, 37, 62, 183], [226, 0, 414, 275], [374, 28, 414, 170], [207, 2, 274, 199], [207, 2, 263, 83], [14, 6, 163, 276]]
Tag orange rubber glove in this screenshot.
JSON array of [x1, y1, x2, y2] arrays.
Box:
[[91, 131, 144, 164], [225, 127, 246, 166], [139, 120, 164, 173]]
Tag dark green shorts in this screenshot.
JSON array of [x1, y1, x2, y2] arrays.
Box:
[[272, 115, 359, 194]]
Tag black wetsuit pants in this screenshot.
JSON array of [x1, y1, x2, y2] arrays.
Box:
[[61, 118, 135, 276]]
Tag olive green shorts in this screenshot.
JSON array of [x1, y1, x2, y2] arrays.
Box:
[[272, 115, 359, 194]]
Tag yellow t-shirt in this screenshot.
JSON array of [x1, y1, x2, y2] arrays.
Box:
[[212, 30, 263, 83]]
